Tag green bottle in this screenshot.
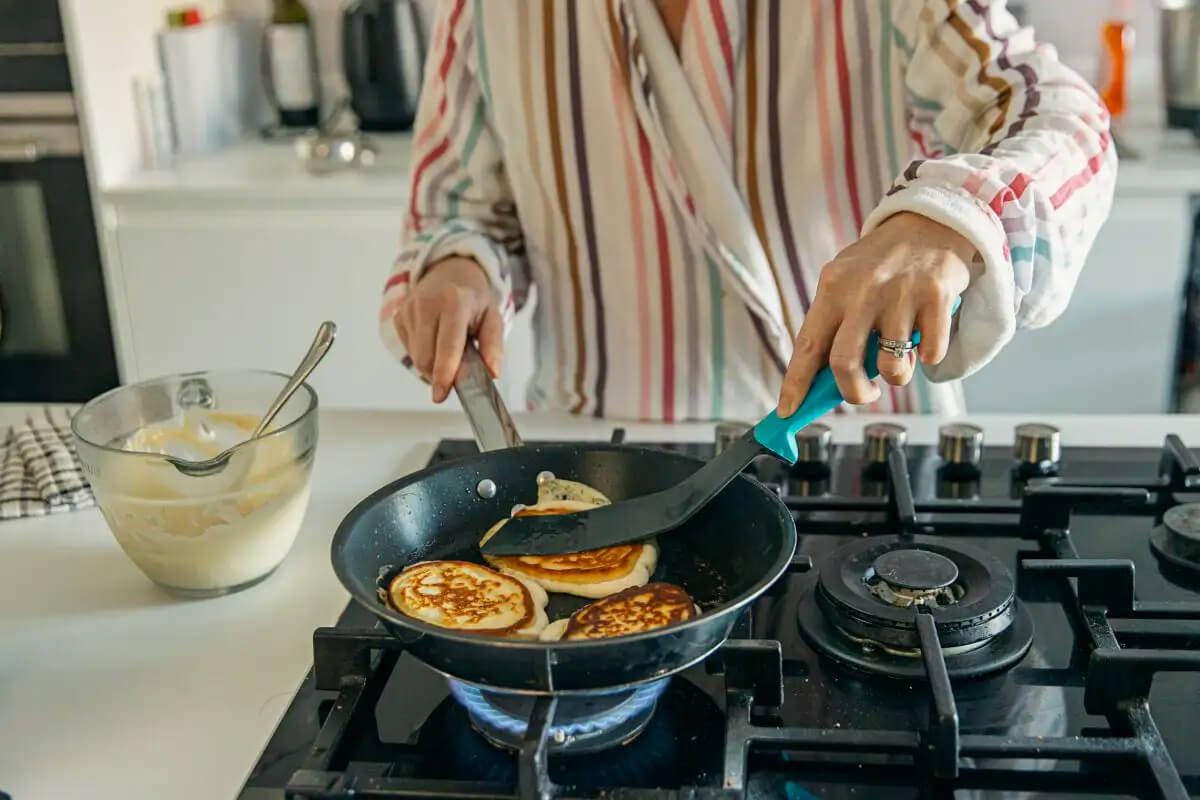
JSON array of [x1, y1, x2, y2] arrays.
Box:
[[267, 0, 320, 128]]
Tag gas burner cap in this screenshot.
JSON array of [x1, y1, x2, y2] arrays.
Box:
[[1165, 503, 1200, 544], [870, 549, 960, 591], [798, 536, 1033, 679], [1151, 503, 1200, 578], [865, 549, 963, 609]]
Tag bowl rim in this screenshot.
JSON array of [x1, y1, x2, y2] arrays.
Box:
[[70, 368, 319, 459]]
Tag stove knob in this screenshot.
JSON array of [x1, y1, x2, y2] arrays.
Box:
[[714, 420, 752, 454], [1013, 423, 1061, 467], [938, 423, 984, 466], [863, 422, 907, 464], [795, 423, 833, 464]]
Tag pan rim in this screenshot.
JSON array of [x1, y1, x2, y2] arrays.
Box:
[[331, 442, 797, 651]]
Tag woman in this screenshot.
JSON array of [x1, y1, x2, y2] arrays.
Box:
[[380, 0, 1114, 421]]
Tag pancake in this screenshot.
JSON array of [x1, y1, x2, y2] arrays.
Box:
[[536, 476, 611, 506], [386, 560, 549, 638], [480, 498, 658, 599], [539, 582, 698, 641]]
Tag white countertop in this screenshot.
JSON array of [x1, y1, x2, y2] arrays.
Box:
[[3, 406, 1200, 800], [98, 122, 1200, 208], [102, 133, 414, 207], [1114, 126, 1200, 195]]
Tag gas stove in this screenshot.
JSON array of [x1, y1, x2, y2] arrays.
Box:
[[240, 422, 1200, 799]]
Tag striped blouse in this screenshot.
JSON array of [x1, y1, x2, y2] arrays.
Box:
[[379, 0, 1115, 421]]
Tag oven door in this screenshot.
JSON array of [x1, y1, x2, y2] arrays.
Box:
[[0, 116, 118, 401]]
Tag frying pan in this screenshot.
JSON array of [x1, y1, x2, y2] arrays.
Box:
[[331, 348, 797, 693]]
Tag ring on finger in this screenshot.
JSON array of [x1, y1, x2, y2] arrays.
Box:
[[877, 335, 916, 359]]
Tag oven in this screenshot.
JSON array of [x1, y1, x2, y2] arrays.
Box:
[[0, 0, 117, 401]]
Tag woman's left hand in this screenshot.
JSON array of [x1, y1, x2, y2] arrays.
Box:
[[776, 211, 979, 416]]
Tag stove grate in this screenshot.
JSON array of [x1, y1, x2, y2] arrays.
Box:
[[275, 432, 1200, 800]]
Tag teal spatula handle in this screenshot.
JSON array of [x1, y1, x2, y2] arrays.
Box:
[[753, 298, 961, 463]]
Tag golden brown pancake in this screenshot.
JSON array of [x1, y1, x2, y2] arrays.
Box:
[[539, 582, 698, 641], [386, 560, 549, 638], [480, 499, 658, 598]]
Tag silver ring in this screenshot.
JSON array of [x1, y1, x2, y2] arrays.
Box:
[[877, 335, 915, 358]]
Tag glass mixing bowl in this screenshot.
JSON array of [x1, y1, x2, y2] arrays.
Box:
[[72, 370, 318, 597]]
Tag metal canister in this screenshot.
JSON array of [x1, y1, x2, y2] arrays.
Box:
[[1161, 0, 1200, 128]]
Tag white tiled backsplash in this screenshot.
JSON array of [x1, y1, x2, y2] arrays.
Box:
[[224, 0, 436, 114]]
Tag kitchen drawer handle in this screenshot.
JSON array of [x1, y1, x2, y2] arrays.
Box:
[[0, 141, 41, 163]]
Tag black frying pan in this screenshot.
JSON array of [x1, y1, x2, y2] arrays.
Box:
[[331, 349, 796, 693]]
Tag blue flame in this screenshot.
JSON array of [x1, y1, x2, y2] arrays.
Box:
[[448, 679, 668, 740]]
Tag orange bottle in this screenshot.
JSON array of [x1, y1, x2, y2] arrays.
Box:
[[1099, 0, 1135, 119]]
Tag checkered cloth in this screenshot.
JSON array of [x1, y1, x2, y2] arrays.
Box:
[[0, 407, 95, 520]]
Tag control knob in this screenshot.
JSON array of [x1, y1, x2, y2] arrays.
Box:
[[863, 422, 907, 464], [938, 423, 984, 467], [1013, 422, 1061, 476]]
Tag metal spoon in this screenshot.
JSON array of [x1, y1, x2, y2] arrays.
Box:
[[170, 320, 336, 477]]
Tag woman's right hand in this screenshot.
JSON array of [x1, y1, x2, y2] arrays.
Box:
[[392, 256, 505, 403]]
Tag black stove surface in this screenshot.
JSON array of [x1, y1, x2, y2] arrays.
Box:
[[240, 433, 1200, 799]]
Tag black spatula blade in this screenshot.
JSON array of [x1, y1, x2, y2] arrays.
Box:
[[480, 433, 766, 556]]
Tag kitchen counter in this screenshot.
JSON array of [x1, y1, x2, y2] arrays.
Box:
[[1114, 125, 1200, 195], [4, 407, 1200, 799], [97, 124, 1200, 205], [101, 133, 414, 208]]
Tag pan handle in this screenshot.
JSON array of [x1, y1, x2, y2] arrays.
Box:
[[453, 344, 523, 451]]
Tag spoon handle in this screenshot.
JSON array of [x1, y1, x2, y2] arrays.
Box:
[[253, 321, 337, 439]]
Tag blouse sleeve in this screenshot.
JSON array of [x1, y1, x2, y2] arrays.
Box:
[[864, 0, 1117, 382], [379, 0, 528, 370]]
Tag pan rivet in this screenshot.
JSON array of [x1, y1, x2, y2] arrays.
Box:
[[553, 730, 567, 744], [476, 479, 497, 499], [536, 470, 556, 485]]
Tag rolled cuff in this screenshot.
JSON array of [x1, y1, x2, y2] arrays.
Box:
[[861, 184, 1017, 383], [411, 226, 513, 300]]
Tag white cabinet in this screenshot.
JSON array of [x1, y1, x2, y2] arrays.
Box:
[[962, 195, 1189, 413], [104, 202, 534, 410]]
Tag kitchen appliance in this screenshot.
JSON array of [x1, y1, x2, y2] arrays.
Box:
[[332, 348, 796, 692], [242, 420, 1200, 798], [0, 1, 118, 400], [1161, 0, 1200, 129], [342, 0, 424, 132]]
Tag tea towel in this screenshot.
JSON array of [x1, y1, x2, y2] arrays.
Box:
[[0, 407, 95, 520]]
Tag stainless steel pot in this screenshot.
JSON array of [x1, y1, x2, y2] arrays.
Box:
[[1162, 0, 1200, 128]]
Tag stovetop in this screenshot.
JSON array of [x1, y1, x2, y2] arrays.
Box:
[[240, 426, 1200, 799]]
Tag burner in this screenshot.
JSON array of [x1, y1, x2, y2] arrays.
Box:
[[447, 679, 668, 754], [865, 549, 963, 608], [798, 536, 1033, 679], [1150, 503, 1200, 579], [418, 678, 723, 789]]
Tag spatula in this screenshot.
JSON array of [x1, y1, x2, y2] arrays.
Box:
[[480, 309, 957, 557]]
